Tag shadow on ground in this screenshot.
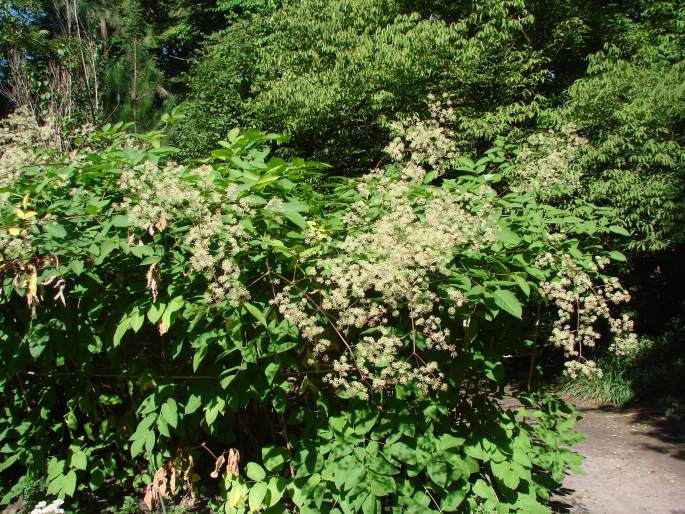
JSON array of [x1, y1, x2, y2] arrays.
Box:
[[551, 401, 685, 514]]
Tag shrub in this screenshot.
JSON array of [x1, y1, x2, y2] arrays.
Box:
[[0, 106, 636, 512]]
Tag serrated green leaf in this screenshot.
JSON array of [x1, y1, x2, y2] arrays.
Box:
[[491, 460, 520, 490], [385, 442, 416, 466], [184, 394, 202, 415], [63, 470, 77, 497], [473, 479, 497, 501], [608, 225, 630, 236], [130, 434, 145, 457], [147, 302, 166, 324], [369, 471, 395, 497], [69, 260, 84, 276], [609, 250, 627, 261], [70, 449, 87, 471], [437, 434, 465, 451], [267, 476, 287, 507], [204, 397, 224, 426], [427, 460, 448, 487], [441, 486, 467, 511], [0, 454, 19, 472], [157, 415, 171, 438], [511, 275, 531, 296], [493, 289, 523, 318], [130, 309, 145, 332], [44, 222, 67, 238], [494, 229, 520, 246], [144, 430, 155, 453], [265, 362, 280, 384], [113, 315, 131, 347], [112, 214, 129, 227], [244, 301, 268, 327], [193, 346, 207, 372], [262, 446, 289, 472]]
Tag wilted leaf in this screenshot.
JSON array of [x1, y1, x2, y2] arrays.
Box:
[[210, 453, 226, 479]]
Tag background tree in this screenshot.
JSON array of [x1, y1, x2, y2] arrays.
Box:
[[176, 0, 550, 168]]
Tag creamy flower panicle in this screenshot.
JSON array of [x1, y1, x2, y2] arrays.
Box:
[[269, 97, 501, 398], [385, 94, 459, 181], [118, 162, 254, 307], [508, 125, 587, 200], [30, 499, 66, 514], [538, 253, 638, 378]]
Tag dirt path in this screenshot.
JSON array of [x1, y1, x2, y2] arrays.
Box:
[[552, 403, 685, 514]]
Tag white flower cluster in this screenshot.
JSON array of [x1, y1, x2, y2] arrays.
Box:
[[269, 97, 498, 398], [303, 223, 331, 245], [0, 107, 57, 199], [118, 162, 215, 235], [507, 125, 587, 200], [1, 108, 53, 203], [30, 499, 65, 514], [384, 93, 459, 181], [0, 106, 54, 148], [538, 253, 638, 378], [272, 287, 324, 342], [326, 332, 446, 399], [323, 176, 495, 320], [118, 163, 254, 306], [0, 108, 57, 261], [0, 231, 33, 261]]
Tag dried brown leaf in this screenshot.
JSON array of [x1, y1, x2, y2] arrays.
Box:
[[153, 467, 167, 498], [210, 453, 226, 479], [143, 484, 154, 511], [146, 263, 160, 302], [226, 448, 240, 477], [169, 464, 177, 496]]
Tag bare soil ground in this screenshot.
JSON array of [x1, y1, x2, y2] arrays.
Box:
[[552, 402, 685, 514]]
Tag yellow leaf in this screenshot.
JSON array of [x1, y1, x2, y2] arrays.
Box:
[[22, 194, 29, 209], [14, 208, 37, 219], [229, 485, 243, 507], [28, 271, 37, 296], [8, 227, 20, 236]]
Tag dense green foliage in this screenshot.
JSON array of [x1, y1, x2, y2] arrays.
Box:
[[174, 0, 685, 252], [2, 0, 685, 512], [545, 1, 685, 252], [0, 104, 637, 511], [176, 0, 549, 167]]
